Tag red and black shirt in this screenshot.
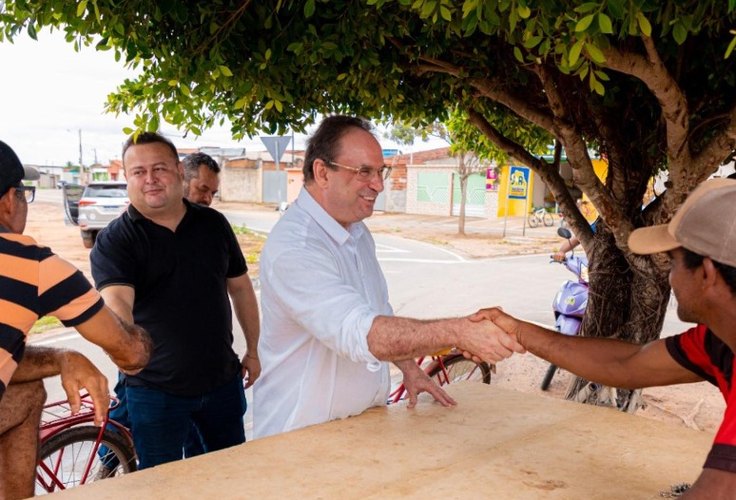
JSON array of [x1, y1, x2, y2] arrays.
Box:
[[666, 324, 736, 472]]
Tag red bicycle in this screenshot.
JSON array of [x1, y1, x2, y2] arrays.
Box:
[[35, 394, 136, 495], [388, 348, 493, 404]]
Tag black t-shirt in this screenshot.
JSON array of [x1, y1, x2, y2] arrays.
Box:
[[91, 200, 247, 396]]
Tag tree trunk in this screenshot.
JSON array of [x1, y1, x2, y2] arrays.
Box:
[[563, 222, 671, 410], [457, 154, 467, 235], [458, 177, 467, 235]]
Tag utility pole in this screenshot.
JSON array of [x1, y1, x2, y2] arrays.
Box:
[[78, 129, 85, 183]]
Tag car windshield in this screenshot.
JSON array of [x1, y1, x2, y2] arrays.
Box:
[[84, 186, 127, 198]]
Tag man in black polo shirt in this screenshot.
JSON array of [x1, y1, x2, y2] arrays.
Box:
[[90, 132, 260, 469]]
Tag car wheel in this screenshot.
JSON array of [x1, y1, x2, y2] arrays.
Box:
[[81, 230, 97, 249]]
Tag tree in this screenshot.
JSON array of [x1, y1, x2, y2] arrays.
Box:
[[3, 1, 736, 408]]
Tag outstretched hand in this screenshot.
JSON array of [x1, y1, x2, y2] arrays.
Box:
[[395, 360, 456, 409], [455, 310, 525, 364], [469, 307, 521, 339]]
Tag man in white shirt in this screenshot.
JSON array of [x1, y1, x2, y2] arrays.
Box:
[[253, 116, 525, 438]]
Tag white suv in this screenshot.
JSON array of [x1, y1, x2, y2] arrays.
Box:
[[77, 181, 129, 248]]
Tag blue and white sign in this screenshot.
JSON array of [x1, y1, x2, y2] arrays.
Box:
[[508, 166, 530, 199]]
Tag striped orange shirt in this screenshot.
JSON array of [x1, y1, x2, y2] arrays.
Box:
[[0, 232, 103, 401]]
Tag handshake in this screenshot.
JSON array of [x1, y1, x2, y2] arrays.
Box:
[[458, 307, 527, 364]]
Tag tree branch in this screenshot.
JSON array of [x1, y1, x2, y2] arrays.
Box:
[[691, 103, 736, 179], [602, 37, 690, 175], [466, 76, 556, 134], [465, 107, 578, 221], [413, 54, 556, 133], [194, 0, 253, 57], [534, 65, 633, 246]]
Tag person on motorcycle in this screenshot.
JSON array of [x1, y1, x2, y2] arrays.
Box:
[[552, 199, 599, 262], [475, 178, 736, 498]]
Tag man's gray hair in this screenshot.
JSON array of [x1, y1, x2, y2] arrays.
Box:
[[183, 152, 220, 182]]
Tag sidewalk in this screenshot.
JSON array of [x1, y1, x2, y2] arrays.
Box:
[[365, 211, 562, 259]]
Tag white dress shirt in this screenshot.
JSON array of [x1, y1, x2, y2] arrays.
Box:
[[253, 188, 392, 438]]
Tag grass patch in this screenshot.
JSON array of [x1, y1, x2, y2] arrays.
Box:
[[231, 224, 266, 279], [30, 316, 63, 335], [231, 223, 256, 236]]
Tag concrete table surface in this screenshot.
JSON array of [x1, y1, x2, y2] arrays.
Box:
[[49, 383, 713, 499]]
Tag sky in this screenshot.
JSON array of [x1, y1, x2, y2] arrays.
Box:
[[0, 30, 447, 167]]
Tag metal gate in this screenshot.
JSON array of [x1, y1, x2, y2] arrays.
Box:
[[262, 171, 287, 204], [451, 172, 486, 217]]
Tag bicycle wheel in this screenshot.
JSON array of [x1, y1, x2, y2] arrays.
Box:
[[543, 212, 554, 227], [428, 354, 491, 385], [36, 426, 137, 494], [527, 214, 540, 228]]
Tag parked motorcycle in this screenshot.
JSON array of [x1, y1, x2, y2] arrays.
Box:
[[540, 227, 589, 390]]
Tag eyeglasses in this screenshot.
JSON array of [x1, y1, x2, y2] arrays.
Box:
[[14, 185, 35, 203], [327, 161, 392, 181]]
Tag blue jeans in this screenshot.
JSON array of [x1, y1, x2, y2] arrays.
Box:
[[98, 376, 205, 467], [126, 375, 246, 469]]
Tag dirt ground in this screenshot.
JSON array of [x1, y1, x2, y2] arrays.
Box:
[[26, 199, 726, 439]]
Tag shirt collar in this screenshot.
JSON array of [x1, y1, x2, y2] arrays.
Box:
[[127, 198, 192, 222], [296, 188, 365, 246]]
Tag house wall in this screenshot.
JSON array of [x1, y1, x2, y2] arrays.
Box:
[[385, 164, 407, 212], [406, 165, 454, 216], [221, 160, 261, 202]]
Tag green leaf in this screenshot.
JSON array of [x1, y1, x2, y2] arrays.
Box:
[[522, 35, 542, 49], [575, 14, 595, 32], [594, 69, 609, 81], [122, 127, 134, 135], [219, 65, 233, 77], [420, 1, 436, 19], [672, 22, 687, 45], [234, 96, 248, 109], [585, 43, 605, 64], [440, 6, 451, 21], [27, 24, 37, 40], [304, 0, 315, 18], [517, 5, 530, 19], [168, 80, 178, 87], [77, 0, 88, 17], [574, 3, 598, 14], [286, 42, 303, 54], [274, 100, 283, 112], [568, 39, 584, 66], [181, 85, 191, 96], [726, 35, 736, 59], [462, 0, 479, 18], [592, 78, 605, 95], [636, 12, 652, 37], [598, 13, 613, 34], [513, 46, 524, 62]]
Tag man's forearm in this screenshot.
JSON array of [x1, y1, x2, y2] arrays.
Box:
[[230, 277, 260, 356], [367, 316, 460, 361], [10, 346, 64, 383], [471, 307, 699, 388]]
